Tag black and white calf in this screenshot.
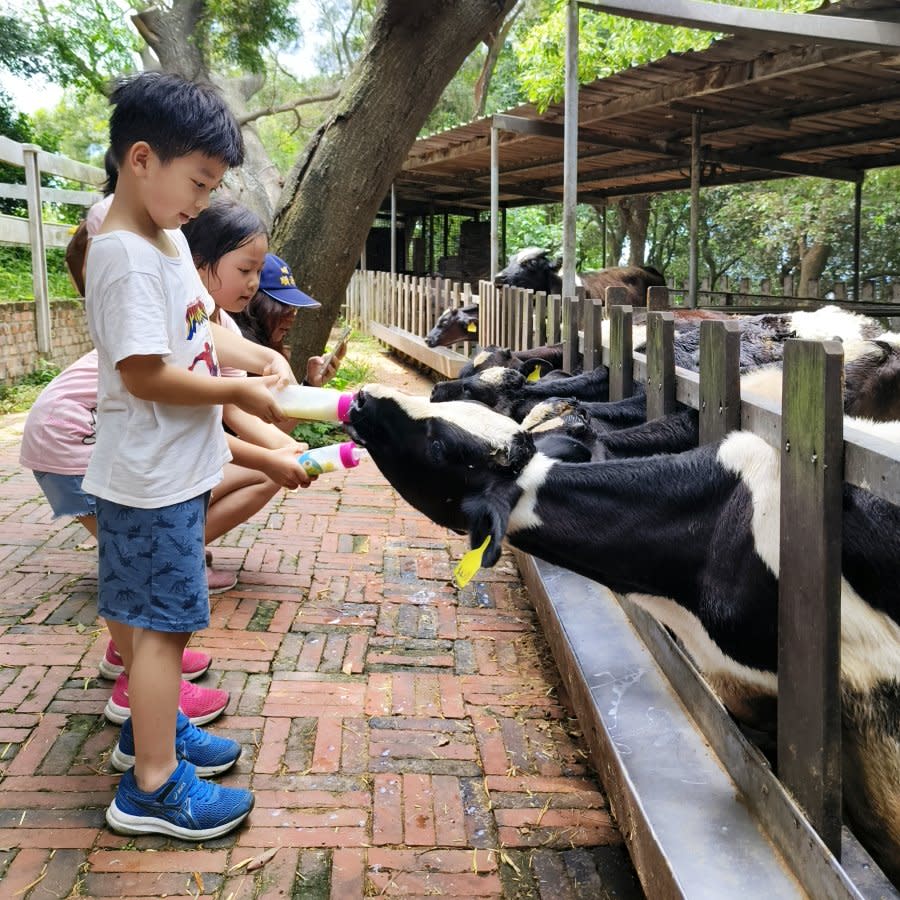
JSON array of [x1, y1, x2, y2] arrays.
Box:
[[346, 385, 900, 882], [431, 365, 614, 421]]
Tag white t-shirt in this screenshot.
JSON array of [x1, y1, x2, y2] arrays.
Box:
[[82, 229, 231, 508], [19, 350, 99, 476]]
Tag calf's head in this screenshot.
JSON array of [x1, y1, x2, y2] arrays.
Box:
[[494, 248, 561, 293], [431, 367, 526, 411], [346, 385, 535, 566], [424, 305, 479, 348]]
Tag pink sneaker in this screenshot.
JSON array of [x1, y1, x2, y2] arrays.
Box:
[[207, 566, 237, 595], [104, 674, 230, 726], [98, 641, 211, 682]]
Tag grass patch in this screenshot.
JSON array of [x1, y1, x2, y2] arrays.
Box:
[[0, 358, 59, 414], [0, 246, 79, 302]]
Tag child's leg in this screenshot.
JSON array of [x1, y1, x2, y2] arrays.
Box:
[[77, 513, 139, 674], [205, 463, 280, 543], [129, 627, 190, 792]]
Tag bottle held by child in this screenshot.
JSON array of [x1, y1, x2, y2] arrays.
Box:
[[270, 384, 355, 422], [297, 441, 364, 476]]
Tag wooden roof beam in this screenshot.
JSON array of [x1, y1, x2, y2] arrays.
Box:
[[577, 44, 875, 125], [736, 119, 900, 158], [577, 0, 900, 51]]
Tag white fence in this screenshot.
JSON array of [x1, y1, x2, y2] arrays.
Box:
[[0, 136, 104, 353]]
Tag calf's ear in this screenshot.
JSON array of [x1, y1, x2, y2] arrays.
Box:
[[461, 485, 517, 568]]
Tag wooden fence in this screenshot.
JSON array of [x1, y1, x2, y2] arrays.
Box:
[[0, 136, 104, 354], [346, 269, 900, 898]]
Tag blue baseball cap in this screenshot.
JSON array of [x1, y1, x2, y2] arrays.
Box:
[[259, 254, 321, 309]]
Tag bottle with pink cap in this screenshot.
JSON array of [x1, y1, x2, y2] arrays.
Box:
[[270, 384, 355, 422], [297, 441, 364, 476]]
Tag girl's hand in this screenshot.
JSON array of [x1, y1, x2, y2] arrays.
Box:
[[262, 351, 295, 388], [306, 343, 346, 387], [262, 445, 313, 490]]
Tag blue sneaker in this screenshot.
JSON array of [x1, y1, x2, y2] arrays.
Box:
[[106, 758, 254, 840], [111, 712, 242, 777]]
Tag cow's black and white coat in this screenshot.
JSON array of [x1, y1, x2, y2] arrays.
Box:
[[346, 385, 900, 882]]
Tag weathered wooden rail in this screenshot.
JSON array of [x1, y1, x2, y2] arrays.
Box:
[[0, 136, 104, 353], [346, 270, 900, 899]]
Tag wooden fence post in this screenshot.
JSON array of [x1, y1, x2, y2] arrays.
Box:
[[547, 294, 561, 345], [582, 298, 604, 372], [608, 304, 633, 401], [647, 284, 669, 310], [699, 320, 740, 444], [562, 296, 582, 374], [605, 285, 627, 310], [646, 311, 676, 420], [22, 144, 50, 354], [778, 339, 844, 858], [534, 291, 547, 347]]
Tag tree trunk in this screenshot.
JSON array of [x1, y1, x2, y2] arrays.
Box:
[[799, 238, 829, 297], [619, 195, 650, 266], [605, 203, 626, 267], [272, 0, 517, 375]]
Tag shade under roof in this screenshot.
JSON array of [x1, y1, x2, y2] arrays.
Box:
[[387, 0, 900, 216]]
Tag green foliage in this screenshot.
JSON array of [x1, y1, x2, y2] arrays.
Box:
[[201, 0, 299, 73], [0, 15, 49, 78], [29, 0, 140, 96], [510, 0, 821, 111], [0, 247, 79, 302], [307, 0, 376, 78], [0, 359, 60, 415], [32, 92, 110, 168]]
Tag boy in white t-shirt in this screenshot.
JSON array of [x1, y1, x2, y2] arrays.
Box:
[[84, 71, 296, 840]]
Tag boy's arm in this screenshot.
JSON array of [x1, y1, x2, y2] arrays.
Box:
[[210, 322, 295, 383], [118, 355, 284, 423]]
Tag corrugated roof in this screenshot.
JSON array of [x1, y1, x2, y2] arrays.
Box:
[[388, 0, 900, 214]]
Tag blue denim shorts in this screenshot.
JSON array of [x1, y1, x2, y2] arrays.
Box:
[[33, 472, 97, 519], [96, 493, 211, 633]]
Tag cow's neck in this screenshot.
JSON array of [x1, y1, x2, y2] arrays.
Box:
[[506, 446, 737, 603]]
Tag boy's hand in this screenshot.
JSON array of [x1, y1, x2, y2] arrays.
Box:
[[262, 445, 313, 490], [233, 374, 284, 423]]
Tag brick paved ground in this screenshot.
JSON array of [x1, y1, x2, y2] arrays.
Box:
[[0, 357, 641, 899]]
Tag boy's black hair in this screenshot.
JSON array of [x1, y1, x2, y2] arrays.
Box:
[[102, 147, 118, 196], [109, 71, 244, 169], [182, 197, 268, 278]]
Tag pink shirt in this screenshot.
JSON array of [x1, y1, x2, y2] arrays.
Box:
[[216, 309, 247, 379], [19, 318, 246, 478], [19, 350, 99, 476]]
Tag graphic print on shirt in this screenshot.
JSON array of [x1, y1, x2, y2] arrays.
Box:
[[185, 296, 219, 376], [83, 408, 97, 445], [189, 342, 219, 377], [185, 298, 208, 341]]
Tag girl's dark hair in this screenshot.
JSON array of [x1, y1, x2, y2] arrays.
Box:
[[182, 198, 268, 278], [109, 71, 243, 169], [102, 147, 118, 196], [233, 291, 292, 356]]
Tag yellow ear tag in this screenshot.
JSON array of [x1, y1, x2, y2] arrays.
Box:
[[453, 535, 491, 588], [466, 322, 477, 333], [525, 365, 541, 383]]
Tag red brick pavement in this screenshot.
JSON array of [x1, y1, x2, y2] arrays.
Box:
[[0, 400, 640, 899]]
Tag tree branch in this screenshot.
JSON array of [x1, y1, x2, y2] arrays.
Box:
[[237, 89, 341, 126], [474, 0, 521, 118]]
